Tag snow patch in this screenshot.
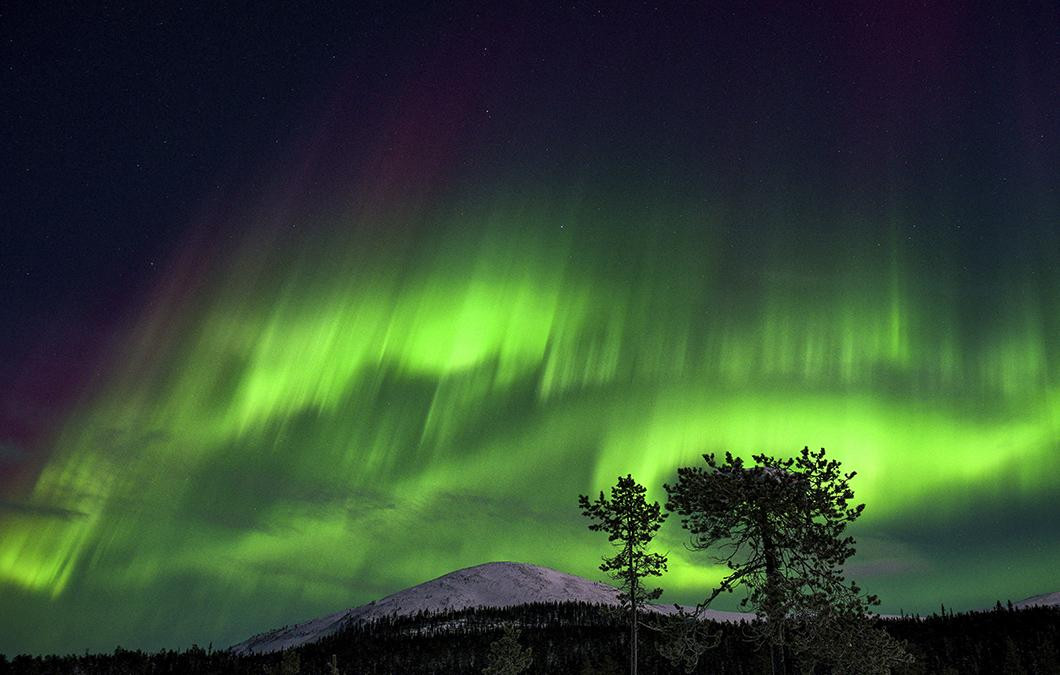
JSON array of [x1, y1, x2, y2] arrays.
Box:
[[1014, 591, 1060, 609]]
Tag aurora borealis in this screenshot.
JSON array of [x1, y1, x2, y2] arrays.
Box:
[[2, 3, 1058, 655]]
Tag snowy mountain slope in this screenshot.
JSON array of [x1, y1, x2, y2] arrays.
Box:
[[1014, 591, 1060, 609], [231, 561, 748, 654]]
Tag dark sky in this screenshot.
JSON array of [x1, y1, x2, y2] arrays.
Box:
[[5, 3, 1054, 325], [1, 2, 1058, 655]]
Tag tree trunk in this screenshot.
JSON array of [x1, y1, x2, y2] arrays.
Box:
[[630, 547, 638, 675], [631, 601, 637, 675], [761, 514, 785, 675]]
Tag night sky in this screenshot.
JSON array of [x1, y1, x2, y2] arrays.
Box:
[[2, 2, 1058, 655]]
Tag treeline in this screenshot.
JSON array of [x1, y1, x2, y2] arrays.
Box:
[[887, 604, 1060, 674], [1, 602, 1056, 674]]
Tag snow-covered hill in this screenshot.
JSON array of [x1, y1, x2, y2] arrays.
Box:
[[1014, 591, 1060, 609], [231, 561, 748, 654]]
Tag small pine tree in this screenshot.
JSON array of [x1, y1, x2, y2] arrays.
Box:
[[483, 624, 532, 675], [279, 649, 300, 675], [1002, 636, 1026, 675], [580, 474, 668, 675]]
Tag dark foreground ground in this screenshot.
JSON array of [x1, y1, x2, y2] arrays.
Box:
[[1, 602, 1057, 674]]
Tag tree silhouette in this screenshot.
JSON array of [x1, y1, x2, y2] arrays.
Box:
[[580, 474, 668, 675], [277, 649, 300, 674], [482, 624, 532, 675], [665, 446, 909, 675], [653, 607, 720, 673]]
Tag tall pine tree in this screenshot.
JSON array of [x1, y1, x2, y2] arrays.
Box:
[[580, 474, 668, 675]]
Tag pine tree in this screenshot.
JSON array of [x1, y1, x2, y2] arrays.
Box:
[[482, 624, 532, 675], [665, 446, 910, 675], [279, 649, 300, 675], [580, 474, 668, 675]]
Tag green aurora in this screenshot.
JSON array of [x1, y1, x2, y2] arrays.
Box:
[[3, 4, 1059, 655], [1, 187, 1057, 653]]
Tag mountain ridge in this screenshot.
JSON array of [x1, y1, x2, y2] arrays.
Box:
[[1014, 591, 1060, 609], [231, 561, 747, 654], [231, 561, 1060, 655]]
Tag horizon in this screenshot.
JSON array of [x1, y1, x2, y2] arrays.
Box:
[[2, 2, 1057, 655]]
